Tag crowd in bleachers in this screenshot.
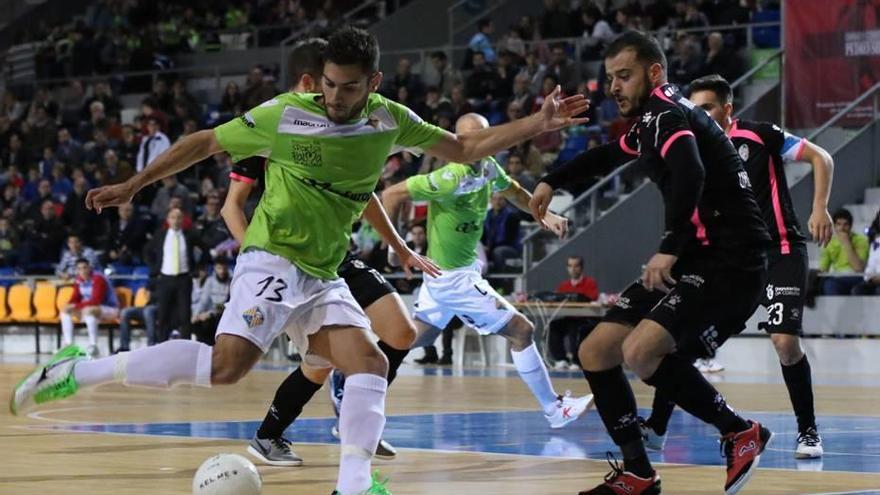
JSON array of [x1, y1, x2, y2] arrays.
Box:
[[0, 0, 785, 285]]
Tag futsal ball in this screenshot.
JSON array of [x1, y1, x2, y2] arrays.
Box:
[[192, 453, 262, 495]]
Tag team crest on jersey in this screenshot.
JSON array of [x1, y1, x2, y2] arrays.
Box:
[[738, 170, 752, 189], [766, 284, 775, 300], [738, 143, 750, 162], [292, 142, 322, 167], [641, 111, 653, 124], [242, 306, 265, 329]]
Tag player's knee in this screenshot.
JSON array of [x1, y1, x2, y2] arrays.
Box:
[[505, 316, 534, 349], [579, 330, 621, 371], [339, 347, 388, 378], [210, 344, 256, 385], [384, 321, 417, 350], [771, 334, 803, 365]]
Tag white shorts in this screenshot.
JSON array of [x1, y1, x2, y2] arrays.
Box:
[[74, 305, 119, 320], [413, 261, 519, 334], [216, 250, 372, 368]]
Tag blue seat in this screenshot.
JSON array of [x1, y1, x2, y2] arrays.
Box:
[[0, 267, 19, 287]]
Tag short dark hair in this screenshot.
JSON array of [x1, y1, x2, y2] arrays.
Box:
[[75, 257, 90, 266], [430, 51, 447, 62], [833, 208, 854, 225], [568, 255, 584, 266], [477, 18, 492, 30], [689, 74, 733, 104], [288, 37, 327, 87], [326, 26, 379, 73], [604, 31, 667, 69]]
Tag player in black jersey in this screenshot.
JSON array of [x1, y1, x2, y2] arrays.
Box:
[[639, 74, 834, 460], [530, 32, 773, 495], [220, 38, 428, 466]]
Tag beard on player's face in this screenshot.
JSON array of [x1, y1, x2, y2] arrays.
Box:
[[322, 63, 380, 124], [617, 70, 652, 117]]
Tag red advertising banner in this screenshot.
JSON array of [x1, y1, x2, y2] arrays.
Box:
[[784, 0, 880, 128]]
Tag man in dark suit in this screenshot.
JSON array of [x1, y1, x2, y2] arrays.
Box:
[[146, 206, 199, 342], [105, 202, 148, 265]]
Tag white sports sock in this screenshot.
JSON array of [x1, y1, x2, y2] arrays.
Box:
[[73, 340, 212, 389], [83, 313, 98, 347], [60, 312, 74, 346], [336, 373, 387, 495], [511, 342, 559, 414]]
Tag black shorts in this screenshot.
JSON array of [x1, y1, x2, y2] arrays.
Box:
[[603, 255, 766, 359], [338, 255, 396, 309], [758, 243, 808, 336]]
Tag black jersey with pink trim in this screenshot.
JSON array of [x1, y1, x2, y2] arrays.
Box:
[[727, 119, 807, 253], [230, 156, 265, 184], [619, 84, 769, 268]]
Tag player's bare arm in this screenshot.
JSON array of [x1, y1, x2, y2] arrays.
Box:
[[362, 193, 440, 278], [221, 179, 253, 244], [801, 141, 835, 246], [426, 86, 589, 164], [86, 129, 224, 212], [500, 181, 568, 239]]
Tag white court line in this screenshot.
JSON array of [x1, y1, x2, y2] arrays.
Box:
[[804, 490, 880, 495]]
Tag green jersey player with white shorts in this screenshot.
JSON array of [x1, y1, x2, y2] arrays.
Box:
[[383, 113, 594, 429], [10, 27, 590, 495]]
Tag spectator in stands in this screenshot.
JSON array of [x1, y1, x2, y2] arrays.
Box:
[[468, 18, 497, 65], [116, 282, 158, 353], [498, 24, 527, 62], [82, 81, 121, 120], [579, 6, 616, 61], [151, 79, 175, 115], [79, 101, 109, 141], [681, 1, 711, 30], [63, 176, 108, 242], [703, 32, 748, 84], [24, 178, 55, 221], [0, 217, 18, 267], [105, 202, 148, 265], [118, 124, 141, 165], [50, 164, 74, 202], [136, 116, 171, 172], [541, 0, 575, 38], [19, 199, 65, 270], [421, 86, 453, 124], [220, 81, 243, 115], [55, 128, 83, 167], [548, 255, 599, 369], [483, 192, 522, 272], [2, 134, 26, 172], [510, 73, 535, 116], [190, 257, 232, 345], [820, 208, 870, 295], [494, 50, 518, 103], [151, 175, 193, 218], [383, 57, 424, 102], [2, 91, 25, 122], [449, 84, 473, 120], [148, 207, 198, 342], [465, 51, 502, 114], [408, 222, 428, 257], [56, 233, 102, 279], [242, 65, 278, 109], [505, 152, 537, 192], [22, 170, 44, 204], [547, 43, 578, 94], [27, 87, 59, 122], [28, 106, 58, 155], [60, 257, 120, 357], [0, 183, 23, 218], [519, 50, 548, 96], [669, 33, 705, 86], [853, 209, 880, 295], [426, 51, 463, 97], [100, 149, 133, 185], [196, 193, 231, 258], [38, 147, 58, 179]]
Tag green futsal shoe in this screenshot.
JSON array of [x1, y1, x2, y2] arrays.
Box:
[[10, 344, 89, 415], [331, 471, 392, 495]]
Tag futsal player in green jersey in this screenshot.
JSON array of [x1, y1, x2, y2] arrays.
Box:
[[11, 27, 588, 495], [383, 113, 594, 429]]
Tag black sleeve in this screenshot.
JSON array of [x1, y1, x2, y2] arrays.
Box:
[[539, 141, 635, 191], [230, 157, 264, 183], [756, 121, 786, 157], [658, 133, 705, 255]]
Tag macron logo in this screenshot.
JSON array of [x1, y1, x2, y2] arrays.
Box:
[[293, 118, 331, 128]]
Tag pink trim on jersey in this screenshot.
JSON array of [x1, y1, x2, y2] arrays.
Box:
[[795, 138, 807, 161], [229, 172, 255, 184], [651, 85, 675, 104], [619, 133, 639, 156], [728, 120, 765, 145], [660, 130, 695, 158], [767, 156, 791, 255], [690, 208, 710, 246]]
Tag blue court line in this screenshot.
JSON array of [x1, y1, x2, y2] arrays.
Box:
[[35, 409, 880, 474]]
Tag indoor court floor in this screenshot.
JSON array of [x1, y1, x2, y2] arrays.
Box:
[[1, 341, 880, 495]]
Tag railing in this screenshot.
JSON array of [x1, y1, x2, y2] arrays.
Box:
[[28, 65, 227, 92]]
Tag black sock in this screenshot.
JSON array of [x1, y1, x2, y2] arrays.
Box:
[[256, 367, 322, 439], [646, 388, 675, 436], [583, 366, 651, 477], [377, 340, 409, 385], [781, 354, 816, 432], [644, 354, 749, 435]]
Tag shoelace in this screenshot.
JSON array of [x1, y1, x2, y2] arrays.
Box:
[[797, 429, 820, 446], [719, 433, 736, 467], [602, 452, 626, 484], [270, 437, 293, 453], [370, 470, 392, 495]]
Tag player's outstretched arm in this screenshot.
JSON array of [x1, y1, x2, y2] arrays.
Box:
[[501, 181, 568, 239], [363, 193, 440, 278], [221, 179, 253, 244], [86, 129, 223, 213], [426, 86, 589, 164], [801, 141, 834, 247], [381, 181, 412, 229]]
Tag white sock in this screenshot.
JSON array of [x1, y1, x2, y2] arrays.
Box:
[[83, 313, 99, 347], [336, 373, 387, 495], [74, 340, 212, 389], [60, 312, 74, 346], [511, 342, 558, 414]]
